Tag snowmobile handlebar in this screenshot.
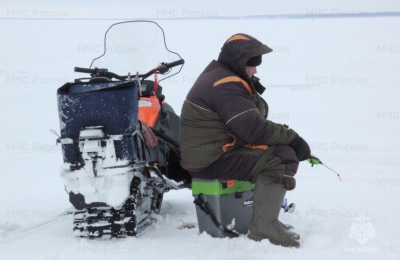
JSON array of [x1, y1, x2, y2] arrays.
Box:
[[74, 67, 96, 74], [74, 59, 185, 81], [164, 59, 185, 68], [74, 67, 126, 80], [139, 59, 185, 79]]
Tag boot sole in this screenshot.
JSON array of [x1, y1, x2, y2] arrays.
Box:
[[248, 233, 263, 242], [269, 238, 300, 248], [248, 233, 300, 248]]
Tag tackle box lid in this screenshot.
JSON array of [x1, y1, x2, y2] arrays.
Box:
[[192, 178, 255, 195]]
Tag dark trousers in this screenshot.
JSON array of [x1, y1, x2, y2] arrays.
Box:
[[190, 145, 299, 189]]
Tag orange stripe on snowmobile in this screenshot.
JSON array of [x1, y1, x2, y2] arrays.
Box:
[[138, 96, 160, 127], [213, 76, 253, 96], [226, 35, 250, 43]]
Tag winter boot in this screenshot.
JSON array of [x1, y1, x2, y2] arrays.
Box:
[[279, 221, 294, 231], [248, 175, 300, 247]]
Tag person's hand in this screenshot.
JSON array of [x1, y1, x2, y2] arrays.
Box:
[[288, 134, 311, 161]]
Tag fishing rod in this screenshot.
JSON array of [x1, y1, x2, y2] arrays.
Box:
[[307, 154, 342, 181]]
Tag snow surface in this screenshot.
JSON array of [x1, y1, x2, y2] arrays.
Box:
[[1, 1, 400, 259]]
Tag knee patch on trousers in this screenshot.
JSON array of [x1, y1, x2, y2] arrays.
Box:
[[282, 176, 296, 191], [271, 145, 299, 177], [257, 175, 296, 191], [271, 176, 296, 191]]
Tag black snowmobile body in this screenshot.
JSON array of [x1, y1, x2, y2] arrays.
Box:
[[56, 21, 191, 238]]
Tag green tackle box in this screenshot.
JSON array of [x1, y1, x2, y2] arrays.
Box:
[[192, 178, 255, 238]]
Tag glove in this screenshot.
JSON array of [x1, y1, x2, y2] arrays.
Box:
[[288, 134, 311, 161]]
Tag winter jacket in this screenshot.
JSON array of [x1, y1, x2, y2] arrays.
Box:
[[179, 34, 297, 172]]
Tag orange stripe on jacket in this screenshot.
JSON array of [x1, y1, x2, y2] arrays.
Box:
[[223, 140, 268, 152], [222, 134, 237, 152], [244, 143, 268, 150], [213, 76, 253, 96]]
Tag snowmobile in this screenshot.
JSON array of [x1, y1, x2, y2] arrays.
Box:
[[56, 21, 191, 238]]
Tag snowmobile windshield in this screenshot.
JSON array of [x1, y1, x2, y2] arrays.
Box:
[[89, 21, 182, 81]]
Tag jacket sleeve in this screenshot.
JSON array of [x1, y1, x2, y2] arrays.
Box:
[[212, 81, 296, 145]]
